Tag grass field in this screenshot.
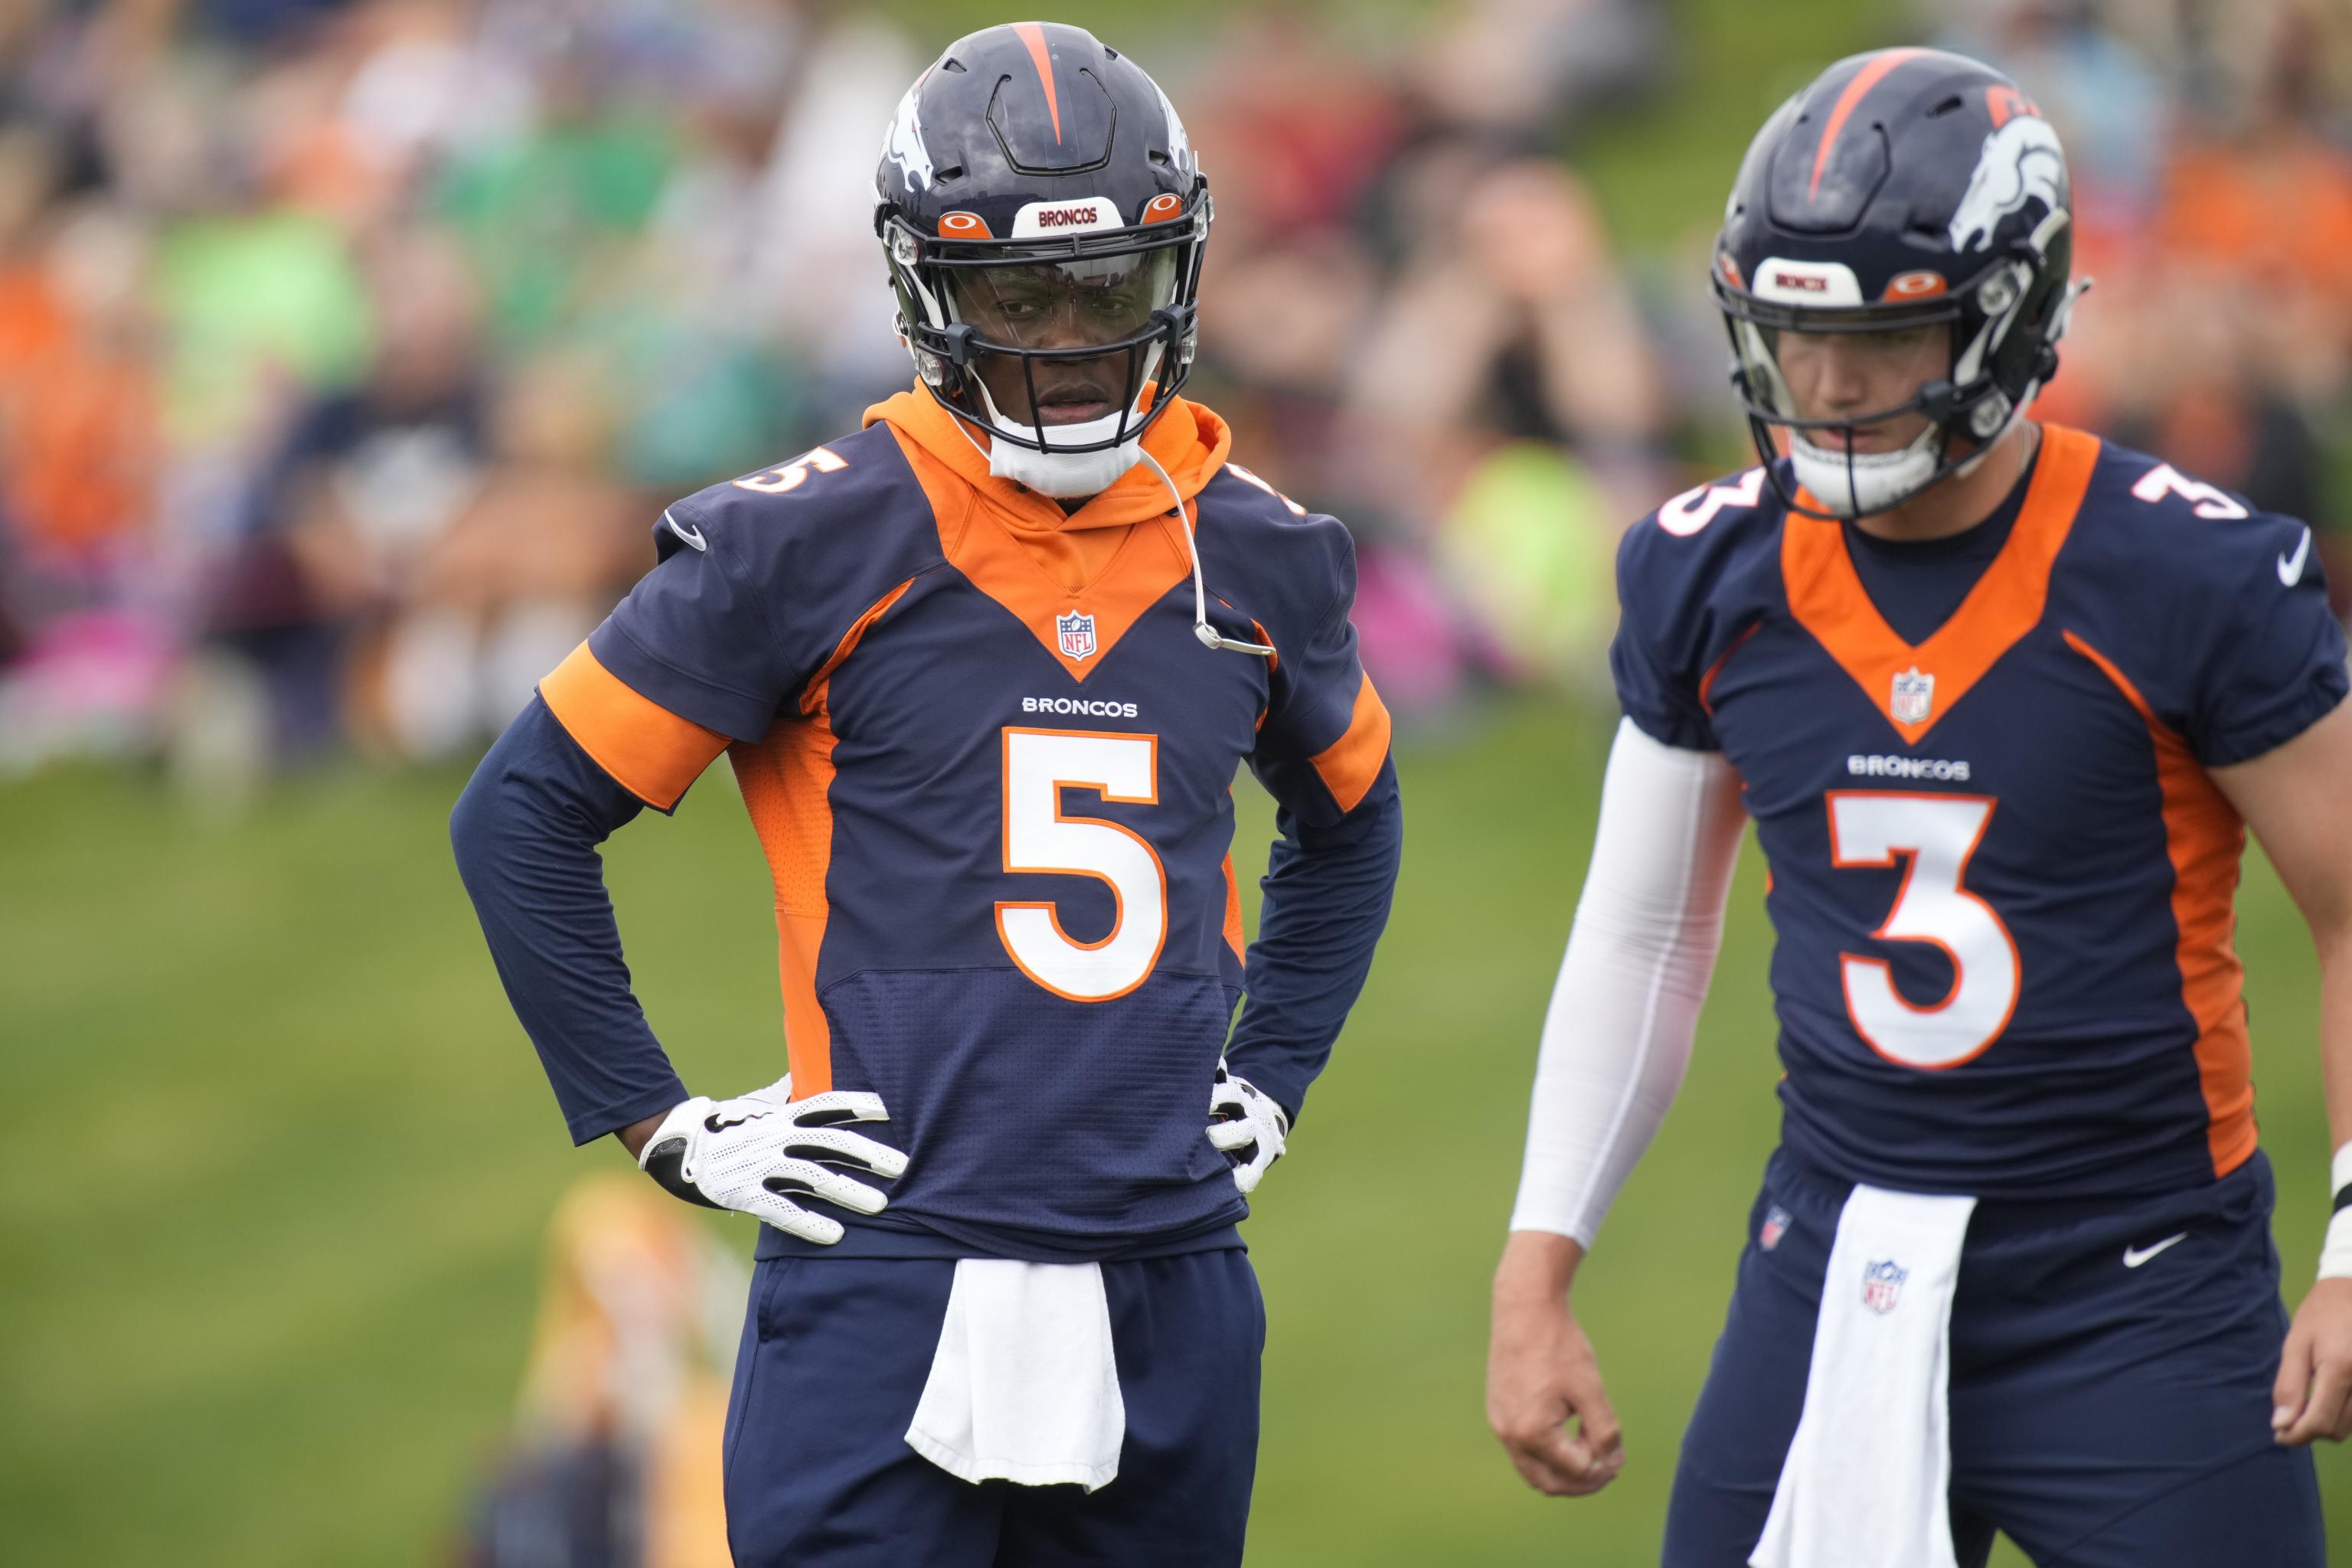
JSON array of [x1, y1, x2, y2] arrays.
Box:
[[2, 694, 2345, 1563]]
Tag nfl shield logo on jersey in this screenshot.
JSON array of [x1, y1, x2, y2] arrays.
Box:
[[1861, 1258, 1908, 1314], [1760, 1204, 1792, 1251], [1890, 666, 1936, 725], [1057, 610, 1097, 661]]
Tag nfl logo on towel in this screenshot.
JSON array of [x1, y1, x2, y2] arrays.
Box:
[[1058, 610, 1097, 661], [1890, 666, 1935, 724], [1760, 1204, 1792, 1252], [1861, 1259, 1908, 1314]]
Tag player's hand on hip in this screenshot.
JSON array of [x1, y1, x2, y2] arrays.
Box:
[[2274, 1276, 2352, 1445], [1207, 1058, 1289, 1195], [1488, 1230, 1624, 1497], [635, 1073, 907, 1246]]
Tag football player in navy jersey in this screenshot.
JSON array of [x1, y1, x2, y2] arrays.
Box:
[[1486, 48, 2352, 1567], [451, 24, 1400, 1567]]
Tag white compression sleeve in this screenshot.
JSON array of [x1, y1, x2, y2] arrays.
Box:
[[1508, 717, 1748, 1246]]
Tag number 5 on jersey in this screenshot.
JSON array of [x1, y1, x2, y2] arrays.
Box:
[[998, 728, 1168, 1001], [1828, 792, 2021, 1069]]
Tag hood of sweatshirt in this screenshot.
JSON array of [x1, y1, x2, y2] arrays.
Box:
[[864, 384, 1232, 595]]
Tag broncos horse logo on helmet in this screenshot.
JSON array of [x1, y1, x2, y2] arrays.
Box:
[[1948, 115, 2068, 254], [872, 22, 1209, 497], [1712, 47, 2091, 518]]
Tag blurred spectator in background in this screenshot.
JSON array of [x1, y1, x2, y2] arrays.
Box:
[[0, 0, 2346, 789], [1344, 155, 1668, 693], [1943, 0, 2352, 612], [0, 129, 169, 773], [2127, 2, 2350, 526], [213, 224, 489, 762], [1930, 0, 2169, 231], [381, 341, 639, 756], [459, 1173, 743, 1568]]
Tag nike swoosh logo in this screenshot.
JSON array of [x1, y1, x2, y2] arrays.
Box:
[[2122, 1232, 2188, 1268], [2278, 527, 2311, 586], [664, 509, 707, 552]]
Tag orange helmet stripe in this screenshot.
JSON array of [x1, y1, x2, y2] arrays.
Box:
[[1809, 48, 1929, 201], [1986, 84, 2037, 127], [1012, 21, 1062, 144]]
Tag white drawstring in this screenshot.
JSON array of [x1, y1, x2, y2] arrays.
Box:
[[944, 416, 1274, 660], [1137, 447, 1276, 658]]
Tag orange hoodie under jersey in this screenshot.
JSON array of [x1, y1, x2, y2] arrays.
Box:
[[862, 385, 1233, 597]]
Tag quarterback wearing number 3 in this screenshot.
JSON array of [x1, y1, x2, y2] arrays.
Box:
[[452, 23, 1400, 1567], [1489, 47, 2352, 1568]]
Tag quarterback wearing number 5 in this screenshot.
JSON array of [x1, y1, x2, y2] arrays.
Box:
[[1488, 48, 2352, 1568], [452, 24, 1399, 1567]]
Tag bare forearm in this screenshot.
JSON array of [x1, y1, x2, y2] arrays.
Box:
[[1488, 1227, 1624, 1494], [1530, 292, 1666, 444], [1496, 1230, 1586, 1303]]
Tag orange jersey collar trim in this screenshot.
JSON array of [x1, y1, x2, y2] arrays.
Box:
[[867, 385, 1236, 682], [1782, 424, 2101, 746], [864, 384, 1233, 534]]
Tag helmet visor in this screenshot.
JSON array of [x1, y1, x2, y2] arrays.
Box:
[[1735, 318, 1952, 436], [944, 250, 1181, 352]]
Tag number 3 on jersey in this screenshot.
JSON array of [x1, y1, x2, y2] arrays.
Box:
[[998, 728, 1168, 1001], [1828, 792, 2021, 1069]]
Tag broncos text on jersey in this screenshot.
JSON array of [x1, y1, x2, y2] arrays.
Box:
[[1615, 425, 2348, 1198]]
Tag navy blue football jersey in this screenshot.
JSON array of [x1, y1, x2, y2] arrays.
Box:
[[537, 388, 1394, 1255], [1614, 425, 2348, 1198]]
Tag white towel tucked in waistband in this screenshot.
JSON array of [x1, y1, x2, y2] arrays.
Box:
[[1751, 1184, 1977, 1568], [905, 1259, 1125, 1491]]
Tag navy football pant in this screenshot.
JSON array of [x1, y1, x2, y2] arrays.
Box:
[[1665, 1148, 2323, 1567], [722, 1249, 1263, 1566]]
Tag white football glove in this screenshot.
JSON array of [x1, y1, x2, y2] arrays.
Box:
[[636, 1074, 906, 1245], [1207, 1058, 1289, 1196]]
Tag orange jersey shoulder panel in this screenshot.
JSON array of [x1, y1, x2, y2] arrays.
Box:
[[540, 642, 730, 810]]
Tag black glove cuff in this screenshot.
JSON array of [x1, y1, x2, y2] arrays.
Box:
[[641, 1137, 724, 1210]]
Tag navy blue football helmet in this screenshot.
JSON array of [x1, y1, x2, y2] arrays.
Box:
[[1713, 47, 2088, 517], [873, 22, 1209, 460]]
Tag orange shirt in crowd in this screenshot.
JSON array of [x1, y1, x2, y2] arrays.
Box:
[[2156, 132, 2352, 312], [0, 266, 156, 558]]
